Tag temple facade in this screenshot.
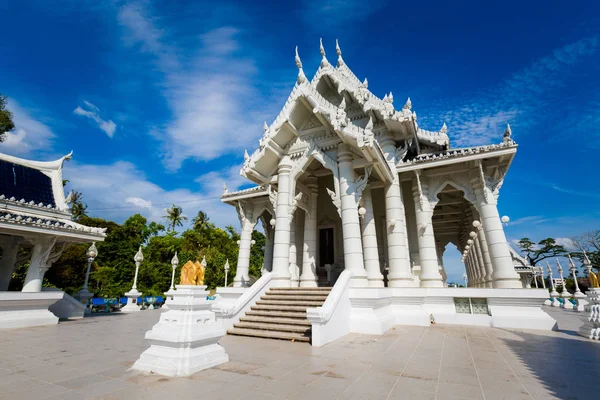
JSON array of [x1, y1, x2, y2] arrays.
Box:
[[221, 40, 526, 292]]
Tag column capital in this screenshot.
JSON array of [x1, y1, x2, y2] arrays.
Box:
[[278, 156, 293, 173], [378, 133, 395, 149], [337, 143, 353, 163]]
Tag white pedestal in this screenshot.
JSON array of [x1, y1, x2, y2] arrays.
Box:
[[131, 285, 229, 377], [579, 289, 600, 340], [76, 289, 94, 315], [162, 289, 175, 310], [121, 289, 143, 313], [0, 292, 63, 329], [561, 296, 574, 310]]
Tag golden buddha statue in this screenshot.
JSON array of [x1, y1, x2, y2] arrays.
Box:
[[589, 270, 599, 288], [179, 260, 197, 285], [194, 260, 205, 286]]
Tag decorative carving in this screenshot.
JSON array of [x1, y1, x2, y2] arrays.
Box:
[[503, 124, 514, 145], [353, 165, 372, 204], [414, 171, 426, 211], [301, 115, 322, 130], [326, 187, 341, 218], [336, 39, 344, 66], [395, 140, 409, 163], [403, 97, 412, 110], [295, 46, 307, 84]]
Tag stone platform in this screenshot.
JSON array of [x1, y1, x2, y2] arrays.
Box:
[[0, 307, 598, 399]]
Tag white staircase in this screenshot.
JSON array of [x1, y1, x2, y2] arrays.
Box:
[[227, 287, 331, 343]]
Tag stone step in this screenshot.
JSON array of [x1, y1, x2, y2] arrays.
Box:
[[228, 327, 310, 342], [264, 293, 329, 299], [256, 300, 324, 307], [270, 287, 331, 291], [240, 315, 312, 326], [251, 304, 309, 312], [246, 310, 307, 319], [233, 322, 311, 333]]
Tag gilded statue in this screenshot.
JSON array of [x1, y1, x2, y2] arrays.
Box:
[[194, 260, 205, 286], [179, 260, 197, 285], [589, 270, 599, 288]]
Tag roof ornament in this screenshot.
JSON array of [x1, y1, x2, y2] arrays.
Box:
[[365, 115, 374, 131], [336, 39, 344, 67], [388, 91, 394, 103], [244, 149, 250, 161], [440, 122, 448, 134], [222, 184, 228, 194], [383, 94, 389, 102], [403, 97, 412, 110], [319, 38, 329, 67], [362, 78, 368, 88], [263, 121, 268, 132], [503, 124, 514, 145], [295, 46, 307, 84], [412, 111, 417, 120]]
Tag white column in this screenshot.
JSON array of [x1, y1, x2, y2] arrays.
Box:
[[464, 253, 473, 287], [0, 238, 20, 291], [271, 159, 293, 287], [476, 193, 521, 288], [260, 216, 274, 274], [475, 222, 494, 288], [412, 175, 443, 288], [289, 216, 299, 287], [360, 187, 384, 287], [300, 178, 319, 287], [22, 237, 63, 293], [468, 252, 476, 286], [380, 136, 412, 287], [473, 238, 485, 287], [338, 144, 368, 287], [234, 204, 256, 287]]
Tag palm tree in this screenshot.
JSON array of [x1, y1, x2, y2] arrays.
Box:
[[163, 204, 187, 232], [192, 210, 209, 231]]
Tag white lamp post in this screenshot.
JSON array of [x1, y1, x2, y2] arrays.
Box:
[[568, 254, 584, 297], [556, 258, 574, 309], [122, 246, 144, 313], [547, 261, 560, 306], [539, 266, 546, 289], [77, 242, 98, 314], [169, 252, 179, 291], [224, 259, 230, 287]]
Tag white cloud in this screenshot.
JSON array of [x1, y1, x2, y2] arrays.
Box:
[[64, 160, 247, 229], [125, 196, 152, 209], [555, 237, 576, 250], [508, 216, 551, 226], [73, 101, 117, 138], [0, 99, 55, 157], [117, 3, 271, 170], [302, 0, 387, 27]]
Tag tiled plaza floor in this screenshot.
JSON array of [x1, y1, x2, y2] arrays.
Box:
[[0, 306, 598, 400]]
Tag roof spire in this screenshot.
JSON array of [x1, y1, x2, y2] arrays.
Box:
[[339, 96, 346, 110], [403, 97, 412, 110], [362, 78, 368, 88], [365, 115, 374, 131], [504, 123, 512, 138], [263, 121, 268, 132], [503, 123, 513, 145], [336, 39, 344, 66], [319, 38, 329, 67], [295, 46, 307, 84], [388, 91, 394, 103], [244, 149, 249, 161], [440, 122, 448, 134]]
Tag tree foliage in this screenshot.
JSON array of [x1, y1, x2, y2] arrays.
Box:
[[163, 204, 187, 232], [571, 230, 600, 273], [14, 209, 265, 297], [0, 94, 15, 142], [516, 238, 567, 266]]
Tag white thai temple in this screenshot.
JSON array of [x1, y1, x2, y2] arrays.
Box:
[[0, 151, 105, 329], [216, 40, 555, 345]]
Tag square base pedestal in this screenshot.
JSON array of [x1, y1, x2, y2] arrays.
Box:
[[121, 290, 143, 313], [132, 285, 229, 377], [0, 292, 63, 329]]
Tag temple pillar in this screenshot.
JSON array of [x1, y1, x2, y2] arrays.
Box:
[[271, 159, 293, 287], [473, 238, 484, 287], [289, 216, 299, 287], [337, 144, 368, 287], [380, 136, 412, 287], [260, 216, 274, 274], [475, 222, 494, 288], [412, 174, 443, 288], [360, 187, 384, 287], [22, 237, 64, 293], [300, 177, 319, 287], [475, 191, 521, 288], [0, 237, 20, 291], [234, 203, 257, 288]]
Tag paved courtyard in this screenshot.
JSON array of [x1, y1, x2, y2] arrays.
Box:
[[0, 307, 598, 400]]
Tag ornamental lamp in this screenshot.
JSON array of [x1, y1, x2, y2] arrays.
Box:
[[270, 219, 276, 227], [469, 231, 477, 239], [501, 215, 510, 224], [467, 239, 473, 245], [472, 220, 481, 228], [134, 246, 144, 263], [86, 242, 98, 259], [358, 207, 367, 217], [251, 240, 256, 245]]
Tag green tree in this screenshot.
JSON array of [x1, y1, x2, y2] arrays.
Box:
[[163, 204, 187, 232], [69, 190, 88, 221], [192, 210, 209, 232], [0, 94, 15, 142], [517, 238, 567, 266]]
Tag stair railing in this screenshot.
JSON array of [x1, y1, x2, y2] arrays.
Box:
[[212, 272, 273, 330], [307, 270, 353, 346]]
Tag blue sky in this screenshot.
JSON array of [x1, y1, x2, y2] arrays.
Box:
[[1, 0, 599, 282]]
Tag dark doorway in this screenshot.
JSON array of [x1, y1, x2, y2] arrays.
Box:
[[319, 228, 334, 266]]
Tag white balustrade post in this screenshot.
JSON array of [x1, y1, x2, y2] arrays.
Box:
[[271, 158, 293, 287], [300, 177, 319, 287], [547, 261, 560, 306], [337, 143, 368, 287], [360, 187, 384, 287], [556, 259, 573, 309], [380, 135, 412, 287]]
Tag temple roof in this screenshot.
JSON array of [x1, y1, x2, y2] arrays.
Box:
[[0, 151, 106, 241]]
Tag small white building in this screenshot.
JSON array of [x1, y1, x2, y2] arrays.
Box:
[[0, 151, 106, 329], [214, 41, 556, 345]]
